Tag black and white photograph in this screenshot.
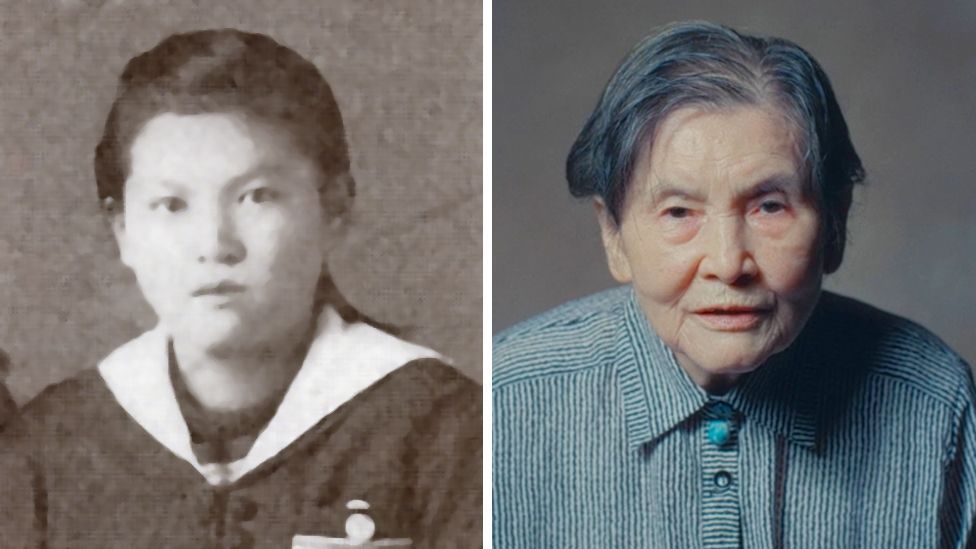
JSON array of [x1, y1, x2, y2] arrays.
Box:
[[0, 1, 482, 547]]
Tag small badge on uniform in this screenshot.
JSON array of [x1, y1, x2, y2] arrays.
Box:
[[292, 499, 413, 548]]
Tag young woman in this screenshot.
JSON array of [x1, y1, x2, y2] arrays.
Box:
[[0, 349, 15, 427], [0, 29, 480, 548]]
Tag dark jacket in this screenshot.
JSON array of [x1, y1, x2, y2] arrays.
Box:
[[0, 313, 481, 548]]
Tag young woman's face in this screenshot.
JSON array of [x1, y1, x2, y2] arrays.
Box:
[[114, 112, 336, 354]]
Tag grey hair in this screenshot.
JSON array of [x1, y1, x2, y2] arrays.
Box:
[[567, 21, 864, 272]]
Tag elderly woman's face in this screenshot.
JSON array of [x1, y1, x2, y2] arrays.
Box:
[[598, 106, 824, 392], [114, 112, 333, 354]]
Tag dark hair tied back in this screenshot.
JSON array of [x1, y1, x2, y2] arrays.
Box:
[[95, 29, 354, 217]]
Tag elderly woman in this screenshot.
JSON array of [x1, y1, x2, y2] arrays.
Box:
[[493, 21, 975, 548], [0, 29, 480, 547]]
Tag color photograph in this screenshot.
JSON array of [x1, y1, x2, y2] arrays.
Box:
[[494, 1, 976, 546]]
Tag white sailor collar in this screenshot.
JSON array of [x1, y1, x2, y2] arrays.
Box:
[[97, 306, 444, 485]]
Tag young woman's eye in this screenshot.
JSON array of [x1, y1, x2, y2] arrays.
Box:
[[240, 187, 279, 204], [150, 197, 187, 213]]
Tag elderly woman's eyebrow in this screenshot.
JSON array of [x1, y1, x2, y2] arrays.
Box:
[[648, 181, 705, 203], [740, 176, 801, 199], [646, 175, 800, 204]]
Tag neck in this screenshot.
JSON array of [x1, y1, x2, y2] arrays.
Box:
[[172, 319, 315, 413], [691, 371, 741, 396], [673, 354, 744, 395]]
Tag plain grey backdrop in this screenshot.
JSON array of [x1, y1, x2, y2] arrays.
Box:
[[493, 0, 976, 368]]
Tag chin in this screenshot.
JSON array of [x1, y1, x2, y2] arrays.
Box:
[[172, 315, 246, 352], [700, 358, 763, 378], [692, 344, 774, 375]]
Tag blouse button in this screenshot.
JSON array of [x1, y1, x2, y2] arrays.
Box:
[[706, 419, 731, 446], [714, 471, 732, 489]]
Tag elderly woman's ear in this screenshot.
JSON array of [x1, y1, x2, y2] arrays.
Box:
[[823, 183, 854, 275], [593, 198, 633, 285]]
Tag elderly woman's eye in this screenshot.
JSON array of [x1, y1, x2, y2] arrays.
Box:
[[664, 207, 691, 219], [240, 187, 279, 204], [151, 197, 187, 213], [758, 200, 786, 214]]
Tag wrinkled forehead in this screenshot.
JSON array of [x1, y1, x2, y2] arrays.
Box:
[[632, 103, 812, 200]]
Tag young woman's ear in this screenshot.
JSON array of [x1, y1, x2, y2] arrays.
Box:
[[319, 172, 355, 255], [320, 172, 355, 220], [104, 197, 133, 268]]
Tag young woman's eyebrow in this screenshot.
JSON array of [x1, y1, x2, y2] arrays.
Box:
[[131, 165, 293, 198], [149, 179, 190, 193], [225, 164, 291, 190]]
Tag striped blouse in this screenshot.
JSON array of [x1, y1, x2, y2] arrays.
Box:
[[493, 287, 976, 548]]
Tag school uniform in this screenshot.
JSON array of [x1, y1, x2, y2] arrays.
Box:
[[0, 306, 482, 548], [0, 380, 14, 428]]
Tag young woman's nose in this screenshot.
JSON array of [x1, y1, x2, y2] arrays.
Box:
[[195, 207, 246, 265], [697, 214, 758, 285]]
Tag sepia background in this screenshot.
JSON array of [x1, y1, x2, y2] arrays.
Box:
[[0, 0, 482, 404], [494, 0, 976, 368]]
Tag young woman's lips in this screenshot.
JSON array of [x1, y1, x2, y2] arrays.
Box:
[[694, 307, 770, 331], [192, 281, 247, 298]]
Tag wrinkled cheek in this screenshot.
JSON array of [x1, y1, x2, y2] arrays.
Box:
[[642, 248, 698, 304], [760, 240, 823, 299], [630, 252, 698, 347]]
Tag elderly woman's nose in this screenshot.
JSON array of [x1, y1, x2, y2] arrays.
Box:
[[195, 208, 246, 265], [698, 215, 757, 284]]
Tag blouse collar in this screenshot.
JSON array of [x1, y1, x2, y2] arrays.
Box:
[[98, 306, 444, 485], [618, 288, 821, 452]]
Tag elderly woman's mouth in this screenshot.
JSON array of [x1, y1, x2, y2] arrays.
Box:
[[692, 306, 771, 331]]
